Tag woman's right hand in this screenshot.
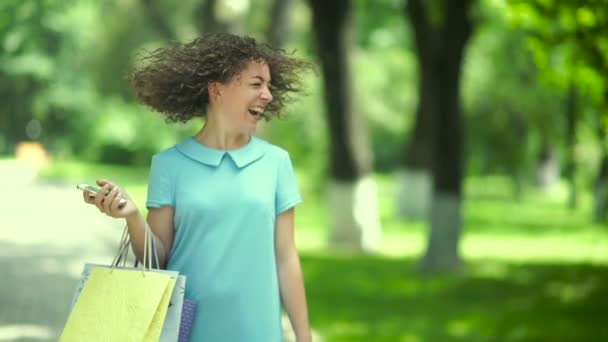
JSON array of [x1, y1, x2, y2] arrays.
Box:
[[83, 179, 138, 218]]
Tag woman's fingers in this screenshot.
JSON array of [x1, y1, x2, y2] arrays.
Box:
[[101, 184, 129, 216], [96, 179, 111, 187], [82, 189, 94, 204], [93, 184, 106, 208], [102, 186, 119, 212], [109, 190, 125, 212], [81, 179, 132, 218], [94, 183, 112, 212], [94, 179, 114, 208]]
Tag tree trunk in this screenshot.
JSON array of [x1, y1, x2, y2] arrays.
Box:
[[140, 0, 176, 41], [308, 0, 381, 252], [406, 0, 473, 272], [396, 83, 434, 219], [594, 154, 608, 222], [594, 92, 608, 222], [565, 84, 578, 209], [535, 142, 559, 194], [509, 112, 528, 200], [397, 1, 437, 220], [0, 77, 37, 153], [196, 0, 231, 34], [266, 0, 295, 48]]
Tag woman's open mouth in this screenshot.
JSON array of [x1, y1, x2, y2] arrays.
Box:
[[248, 107, 266, 120]]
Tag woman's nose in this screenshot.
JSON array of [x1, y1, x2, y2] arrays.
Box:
[[260, 86, 273, 103]]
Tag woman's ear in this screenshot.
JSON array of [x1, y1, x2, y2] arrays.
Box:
[[208, 82, 222, 100], [208, 82, 217, 97]]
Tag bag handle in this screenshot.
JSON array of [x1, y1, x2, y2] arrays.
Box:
[[111, 224, 160, 271], [111, 225, 131, 268], [142, 224, 161, 270]]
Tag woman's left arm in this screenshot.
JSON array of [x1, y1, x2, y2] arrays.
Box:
[[275, 208, 312, 342]]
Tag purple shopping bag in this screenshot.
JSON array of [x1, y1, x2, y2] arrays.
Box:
[[179, 298, 197, 342]]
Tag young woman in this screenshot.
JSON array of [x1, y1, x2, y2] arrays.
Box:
[[83, 33, 313, 342]]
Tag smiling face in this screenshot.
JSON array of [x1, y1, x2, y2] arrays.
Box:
[[209, 60, 273, 135]]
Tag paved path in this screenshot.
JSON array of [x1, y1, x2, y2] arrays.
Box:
[[0, 160, 124, 341]]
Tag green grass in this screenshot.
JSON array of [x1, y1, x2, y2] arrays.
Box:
[[39, 160, 608, 341], [303, 255, 608, 341]]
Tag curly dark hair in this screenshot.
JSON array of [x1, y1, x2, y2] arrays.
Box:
[[127, 33, 313, 123]]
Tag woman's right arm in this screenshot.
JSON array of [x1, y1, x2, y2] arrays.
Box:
[[125, 206, 175, 269]]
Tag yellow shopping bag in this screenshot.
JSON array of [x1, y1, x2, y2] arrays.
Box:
[[60, 267, 176, 342], [60, 223, 176, 341]]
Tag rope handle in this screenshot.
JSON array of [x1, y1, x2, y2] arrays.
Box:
[[112, 224, 160, 271]]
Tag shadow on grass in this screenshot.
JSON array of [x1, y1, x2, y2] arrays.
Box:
[[302, 253, 608, 342]]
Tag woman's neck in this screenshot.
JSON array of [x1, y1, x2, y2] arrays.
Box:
[[195, 119, 249, 151]]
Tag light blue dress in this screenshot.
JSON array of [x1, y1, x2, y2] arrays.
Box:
[[145, 136, 302, 341]]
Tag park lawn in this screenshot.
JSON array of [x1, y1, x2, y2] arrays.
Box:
[[39, 160, 608, 341]]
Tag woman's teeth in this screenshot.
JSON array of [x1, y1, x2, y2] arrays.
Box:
[[248, 107, 264, 116]]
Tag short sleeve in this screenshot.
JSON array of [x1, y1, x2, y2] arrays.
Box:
[[146, 154, 174, 209], [275, 151, 302, 215]]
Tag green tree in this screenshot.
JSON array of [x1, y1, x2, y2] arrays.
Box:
[[0, 0, 66, 153], [462, 0, 564, 198], [508, 0, 608, 220]]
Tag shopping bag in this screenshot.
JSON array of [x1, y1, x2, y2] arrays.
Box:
[[60, 266, 176, 341], [159, 271, 186, 341], [179, 298, 198, 342], [67, 263, 186, 342], [61, 224, 183, 341], [136, 237, 189, 341]]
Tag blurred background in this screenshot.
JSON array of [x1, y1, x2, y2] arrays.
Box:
[[1, 0, 608, 341]]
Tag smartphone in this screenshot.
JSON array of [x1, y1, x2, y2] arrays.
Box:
[[77, 183, 127, 208]]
